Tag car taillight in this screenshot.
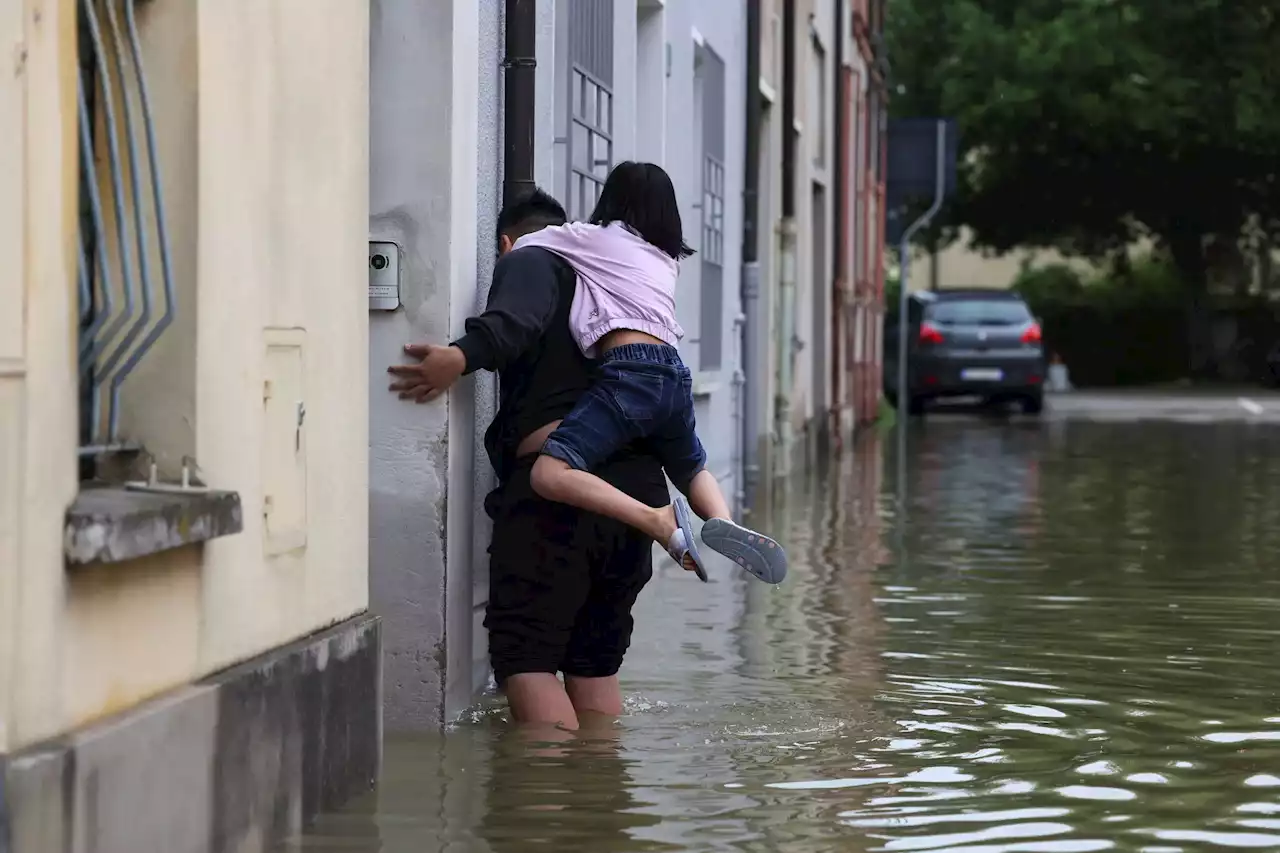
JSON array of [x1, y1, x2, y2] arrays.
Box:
[[1021, 323, 1042, 344], [919, 322, 944, 345]]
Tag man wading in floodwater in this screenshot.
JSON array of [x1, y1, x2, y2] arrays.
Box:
[[387, 189, 668, 729]]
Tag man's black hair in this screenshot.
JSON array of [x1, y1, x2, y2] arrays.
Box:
[[497, 187, 567, 243], [588, 161, 694, 260]]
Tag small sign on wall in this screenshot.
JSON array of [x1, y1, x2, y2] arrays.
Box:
[[369, 242, 400, 311]]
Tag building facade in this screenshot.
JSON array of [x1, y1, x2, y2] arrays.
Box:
[[747, 0, 887, 499], [1, 2, 890, 846], [2, 1, 378, 851], [368, 0, 753, 729]]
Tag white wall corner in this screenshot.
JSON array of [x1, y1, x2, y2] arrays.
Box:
[[445, 0, 482, 722], [534, 0, 559, 192]]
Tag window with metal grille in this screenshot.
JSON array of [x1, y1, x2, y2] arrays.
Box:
[[811, 42, 826, 167], [566, 0, 614, 220], [702, 157, 725, 266], [76, 0, 175, 460], [698, 46, 726, 371]]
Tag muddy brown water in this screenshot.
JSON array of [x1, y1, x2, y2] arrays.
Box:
[[282, 417, 1280, 852]]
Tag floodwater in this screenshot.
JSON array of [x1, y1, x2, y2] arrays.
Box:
[[284, 415, 1280, 852]]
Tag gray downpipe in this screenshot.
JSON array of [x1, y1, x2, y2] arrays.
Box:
[[830, 0, 844, 441], [740, 0, 762, 509], [775, 0, 798, 476], [503, 0, 537, 203]]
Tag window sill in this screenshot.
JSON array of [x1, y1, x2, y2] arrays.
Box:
[[692, 372, 723, 398], [65, 486, 243, 567]]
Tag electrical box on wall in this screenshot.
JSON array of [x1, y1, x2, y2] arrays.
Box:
[[262, 327, 308, 557], [369, 242, 400, 311]]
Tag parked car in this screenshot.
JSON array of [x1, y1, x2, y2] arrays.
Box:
[[883, 289, 1047, 416]]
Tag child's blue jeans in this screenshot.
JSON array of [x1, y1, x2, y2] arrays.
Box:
[[541, 343, 707, 494]]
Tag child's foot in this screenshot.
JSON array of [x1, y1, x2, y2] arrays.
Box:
[[664, 496, 708, 582], [701, 519, 787, 584]]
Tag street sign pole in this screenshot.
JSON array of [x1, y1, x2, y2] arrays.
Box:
[[895, 119, 948, 418], [895, 120, 948, 538]]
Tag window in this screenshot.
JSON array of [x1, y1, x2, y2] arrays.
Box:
[[569, 70, 613, 218], [702, 157, 725, 267], [811, 42, 826, 167], [76, 0, 176, 458], [697, 46, 727, 372], [766, 5, 781, 86], [869, 90, 882, 181], [566, 0, 615, 220], [926, 299, 1033, 327]]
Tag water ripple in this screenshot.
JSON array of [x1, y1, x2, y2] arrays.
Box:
[[286, 422, 1280, 852]]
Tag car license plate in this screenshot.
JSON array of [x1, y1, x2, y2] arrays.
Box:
[[961, 368, 1003, 381]]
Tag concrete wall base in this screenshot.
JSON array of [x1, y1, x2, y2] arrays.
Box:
[[0, 613, 381, 853]]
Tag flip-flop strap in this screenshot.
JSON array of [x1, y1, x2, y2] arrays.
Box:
[[666, 528, 692, 564]]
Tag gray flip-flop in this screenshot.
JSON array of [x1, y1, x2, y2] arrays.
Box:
[[701, 519, 787, 584], [667, 496, 709, 582]]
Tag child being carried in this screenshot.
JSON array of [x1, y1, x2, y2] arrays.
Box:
[[517, 161, 787, 585]]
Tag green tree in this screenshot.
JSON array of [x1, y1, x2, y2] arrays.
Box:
[[886, 0, 1280, 374]]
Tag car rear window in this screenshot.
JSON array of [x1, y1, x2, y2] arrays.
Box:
[[927, 298, 1032, 326]]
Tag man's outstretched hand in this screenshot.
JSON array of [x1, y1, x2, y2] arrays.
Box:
[[387, 343, 467, 403]]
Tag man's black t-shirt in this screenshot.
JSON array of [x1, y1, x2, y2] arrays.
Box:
[[451, 246, 668, 517]]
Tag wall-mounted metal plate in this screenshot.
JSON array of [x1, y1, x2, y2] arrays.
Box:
[[368, 242, 400, 311]]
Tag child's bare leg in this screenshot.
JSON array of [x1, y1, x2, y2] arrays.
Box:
[[531, 455, 677, 544], [686, 469, 732, 522]]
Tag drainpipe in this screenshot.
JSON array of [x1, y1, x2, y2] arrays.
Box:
[[503, 0, 537, 203], [740, 0, 762, 510], [830, 0, 845, 450], [874, 9, 890, 418], [775, 0, 797, 477]]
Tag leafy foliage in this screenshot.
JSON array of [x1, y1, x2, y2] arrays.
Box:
[[1012, 256, 1183, 311], [886, 0, 1280, 262]]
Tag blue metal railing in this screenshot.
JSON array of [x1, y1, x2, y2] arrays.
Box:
[[77, 0, 175, 452]]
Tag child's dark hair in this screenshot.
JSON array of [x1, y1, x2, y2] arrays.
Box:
[[588, 162, 695, 260], [497, 187, 567, 245]]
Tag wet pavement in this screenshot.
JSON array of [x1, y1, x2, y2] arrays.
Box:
[[283, 405, 1280, 852]]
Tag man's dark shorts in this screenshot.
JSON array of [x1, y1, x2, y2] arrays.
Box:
[[485, 456, 661, 685]]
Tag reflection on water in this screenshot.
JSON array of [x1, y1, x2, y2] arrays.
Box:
[[283, 419, 1280, 852]]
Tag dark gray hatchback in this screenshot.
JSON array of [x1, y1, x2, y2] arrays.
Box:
[[883, 289, 1047, 416]]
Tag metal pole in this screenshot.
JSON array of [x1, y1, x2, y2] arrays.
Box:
[[894, 119, 947, 532], [894, 120, 947, 420]]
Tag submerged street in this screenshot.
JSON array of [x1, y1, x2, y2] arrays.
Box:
[[286, 400, 1280, 852]]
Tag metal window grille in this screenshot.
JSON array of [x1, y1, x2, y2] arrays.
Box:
[[566, 0, 614, 220], [76, 0, 175, 453], [699, 48, 726, 371]]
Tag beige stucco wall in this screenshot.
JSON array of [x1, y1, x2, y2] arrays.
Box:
[[0, 0, 21, 756], [1, 0, 370, 752], [919, 228, 1102, 292], [1, 0, 82, 757]]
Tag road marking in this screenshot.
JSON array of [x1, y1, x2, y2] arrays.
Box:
[[1238, 397, 1264, 416]]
